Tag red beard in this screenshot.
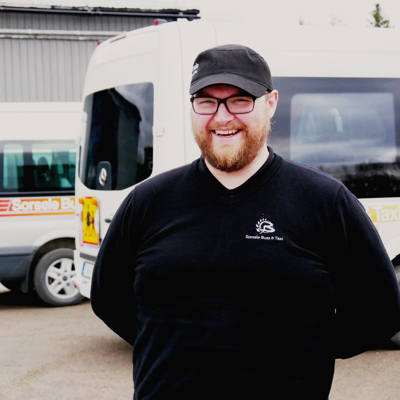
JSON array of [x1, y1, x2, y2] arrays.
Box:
[[193, 119, 271, 172]]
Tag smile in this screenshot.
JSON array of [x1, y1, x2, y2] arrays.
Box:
[[213, 129, 240, 137]]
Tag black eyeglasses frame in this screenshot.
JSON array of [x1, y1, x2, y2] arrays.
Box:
[[190, 94, 259, 115]]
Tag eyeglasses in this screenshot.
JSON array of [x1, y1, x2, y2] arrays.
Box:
[[190, 94, 258, 115]]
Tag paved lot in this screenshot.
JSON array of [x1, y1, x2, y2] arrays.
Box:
[[1, 284, 400, 400]]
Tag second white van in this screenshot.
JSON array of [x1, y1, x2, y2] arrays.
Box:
[[0, 102, 83, 306]]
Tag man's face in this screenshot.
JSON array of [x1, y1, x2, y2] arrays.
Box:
[[191, 85, 276, 172]]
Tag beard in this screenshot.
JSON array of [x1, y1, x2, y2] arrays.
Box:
[[192, 117, 271, 172]]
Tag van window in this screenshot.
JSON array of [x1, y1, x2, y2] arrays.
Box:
[[290, 93, 396, 166], [3, 143, 23, 190], [271, 77, 400, 198], [0, 141, 76, 194], [80, 82, 154, 190]]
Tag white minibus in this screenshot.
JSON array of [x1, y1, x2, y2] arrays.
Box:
[[74, 20, 400, 342], [0, 102, 84, 306]]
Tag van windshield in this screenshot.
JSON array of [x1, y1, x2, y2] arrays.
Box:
[[0, 141, 76, 195], [80, 82, 154, 191]]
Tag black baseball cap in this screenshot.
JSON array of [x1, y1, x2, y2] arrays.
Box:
[[190, 44, 273, 97]]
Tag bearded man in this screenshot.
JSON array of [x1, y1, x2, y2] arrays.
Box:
[[91, 44, 400, 400]]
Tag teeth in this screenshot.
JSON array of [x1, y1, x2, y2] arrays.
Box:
[[214, 130, 239, 136]]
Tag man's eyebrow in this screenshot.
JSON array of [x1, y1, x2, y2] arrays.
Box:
[[194, 90, 214, 97], [195, 90, 249, 98]]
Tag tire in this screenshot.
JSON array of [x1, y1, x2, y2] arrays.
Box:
[[33, 248, 84, 307], [389, 265, 400, 348]]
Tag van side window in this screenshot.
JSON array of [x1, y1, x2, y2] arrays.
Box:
[[290, 93, 396, 166], [3, 143, 24, 190], [0, 141, 76, 194], [271, 77, 400, 198], [32, 143, 76, 189], [80, 82, 154, 190]]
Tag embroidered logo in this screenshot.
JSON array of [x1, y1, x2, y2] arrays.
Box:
[[245, 217, 283, 242], [192, 63, 199, 76], [256, 218, 275, 234]]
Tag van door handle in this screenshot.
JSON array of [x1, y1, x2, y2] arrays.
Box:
[[105, 213, 114, 223]]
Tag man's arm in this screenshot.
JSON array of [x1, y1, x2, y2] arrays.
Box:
[[330, 187, 400, 359], [91, 193, 137, 346]]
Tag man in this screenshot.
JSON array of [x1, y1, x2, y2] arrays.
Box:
[[91, 44, 400, 400]]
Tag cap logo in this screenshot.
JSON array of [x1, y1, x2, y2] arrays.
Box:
[[192, 63, 199, 77]]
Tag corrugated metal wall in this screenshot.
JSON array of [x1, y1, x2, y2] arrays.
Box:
[[0, 7, 197, 102], [1, 36, 99, 102]]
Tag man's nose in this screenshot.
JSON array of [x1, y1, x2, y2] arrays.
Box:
[[213, 103, 235, 124]]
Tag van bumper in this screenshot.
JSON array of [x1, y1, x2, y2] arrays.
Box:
[[0, 247, 35, 292], [74, 249, 95, 299]]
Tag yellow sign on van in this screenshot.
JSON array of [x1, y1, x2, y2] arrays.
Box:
[[365, 205, 400, 223], [80, 197, 99, 246]]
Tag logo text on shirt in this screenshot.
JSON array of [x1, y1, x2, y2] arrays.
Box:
[[245, 217, 283, 242]]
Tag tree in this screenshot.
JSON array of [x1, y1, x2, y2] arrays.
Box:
[[298, 17, 312, 26], [369, 3, 391, 28]]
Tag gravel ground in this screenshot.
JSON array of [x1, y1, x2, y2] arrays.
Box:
[[1, 284, 399, 400]]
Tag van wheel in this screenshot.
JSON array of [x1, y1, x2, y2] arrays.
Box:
[[389, 265, 400, 347], [33, 249, 84, 307]]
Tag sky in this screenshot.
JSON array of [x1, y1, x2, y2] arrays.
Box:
[[186, 0, 400, 28], [2, 0, 400, 28]]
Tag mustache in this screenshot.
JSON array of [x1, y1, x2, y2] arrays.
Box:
[[207, 123, 246, 131]]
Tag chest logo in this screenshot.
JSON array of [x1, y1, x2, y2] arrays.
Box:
[[256, 218, 275, 234]]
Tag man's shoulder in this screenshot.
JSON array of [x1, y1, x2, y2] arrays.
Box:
[[280, 157, 343, 187], [132, 161, 197, 197], [276, 156, 348, 201]]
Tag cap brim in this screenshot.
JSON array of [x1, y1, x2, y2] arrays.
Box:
[[190, 73, 269, 97]]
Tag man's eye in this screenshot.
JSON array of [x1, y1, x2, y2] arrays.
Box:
[[197, 99, 216, 105], [231, 97, 252, 104]]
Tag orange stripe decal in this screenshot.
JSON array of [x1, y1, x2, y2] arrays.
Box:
[[0, 197, 75, 217]]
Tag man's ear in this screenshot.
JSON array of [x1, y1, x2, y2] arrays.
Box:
[[267, 90, 279, 118]]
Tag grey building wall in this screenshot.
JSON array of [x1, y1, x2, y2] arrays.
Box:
[[0, 6, 199, 102], [1, 35, 99, 102]]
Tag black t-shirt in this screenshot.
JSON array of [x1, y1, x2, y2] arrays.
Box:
[[91, 150, 400, 400]]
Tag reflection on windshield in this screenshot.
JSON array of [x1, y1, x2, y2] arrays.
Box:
[[291, 93, 396, 165], [269, 77, 400, 198]]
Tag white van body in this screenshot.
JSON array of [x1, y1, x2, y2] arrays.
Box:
[[0, 102, 84, 306], [74, 20, 400, 300]]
